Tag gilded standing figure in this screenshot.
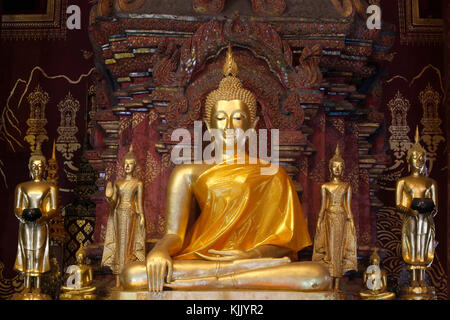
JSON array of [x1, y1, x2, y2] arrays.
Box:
[[13, 151, 58, 300], [101, 145, 146, 289], [312, 145, 357, 291], [396, 127, 437, 299]]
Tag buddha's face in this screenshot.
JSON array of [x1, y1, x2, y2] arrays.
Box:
[[76, 252, 85, 264], [409, 150, 425, 172], [209, 99, 253, 149], [330, 160, 344, 178], [30, 160, 45, 180], [124, 159, 136, 175]]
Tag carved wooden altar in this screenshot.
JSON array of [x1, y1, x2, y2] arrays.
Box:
[[87, 0, 394, 253]]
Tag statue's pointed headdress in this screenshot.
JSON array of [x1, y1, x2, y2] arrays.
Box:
[[123, 144, 137, 162], [330, 143, 344, 165], [51, 139, 57, 161], [29, 141, 47, 167], [407, 126, 427, 158], [370, 247, 381, 265], [222, 43, 238, 77], [75, 245, 87, 262], [204, 43, 257, 124]]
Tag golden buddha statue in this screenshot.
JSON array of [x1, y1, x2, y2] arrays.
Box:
[[396, 127, 437, 300], [12, 150, 58, 300], [312, 145, 357, 291], [101, 145, 146, 289], [120, 44, 331, 293], [360, 248, 395, 300], [60, 247, 96, 300]]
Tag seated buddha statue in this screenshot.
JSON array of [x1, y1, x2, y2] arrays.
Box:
[[60, 247, 96, 300], [359, 248, 395, 300], [120, 45, 331, 293]]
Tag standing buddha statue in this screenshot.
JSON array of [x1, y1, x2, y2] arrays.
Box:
[[120, 44, 331, 293], [396, 127, 437, 300], [12, 150, 58, 300], [101, 145, 146, 289], [312, 144, 357, 291]]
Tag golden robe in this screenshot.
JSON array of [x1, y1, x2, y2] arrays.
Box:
[[174, 160, 312, 260], [312, 183, 357, 277], [102, 180, 146, 274]]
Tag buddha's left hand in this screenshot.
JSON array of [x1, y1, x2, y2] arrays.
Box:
[[195, 249, 255, 261], [138, 213, 145, 227]]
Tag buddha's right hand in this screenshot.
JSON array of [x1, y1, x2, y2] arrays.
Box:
[[145, 249, 173, 292], [105, 182, 113, 200]]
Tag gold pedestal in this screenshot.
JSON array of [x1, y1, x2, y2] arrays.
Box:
[[11, 292, 52, 300], [399, 286, 436, 300], [108, 290, 342, 300], [59, 292, 97, 300], [59, 287, 97, 300], [359, 290, 396, 300]]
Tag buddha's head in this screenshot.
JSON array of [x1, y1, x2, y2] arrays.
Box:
[[329, 144, 345, 179], [369, 248, 381, 266], [75, 247, 86, 264], [29, 154, 47, 181], [204, 44, 259, 151], [407, 127, 427, 174], [123, 145, 137, 175]]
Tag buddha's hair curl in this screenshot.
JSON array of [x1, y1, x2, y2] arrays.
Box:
[[29, 154, 47, 167], [204, 76, 257, 124], [123, 144, 138, 163], [329, 144, 345, 170]]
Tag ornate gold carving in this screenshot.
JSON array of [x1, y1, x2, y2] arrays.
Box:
[[1, 66, 95, 152], [330, 118, 345, 135], [145, 151, 161, 184], [148, 110, 159, 126], [0, 261, 24, 300], [399, 0, 443, 45], [0, 160, 7, 188], [388, 91, 411, 161], [56, 92, 81, 163], [24, 85, 50, 154], [419, 84, 444, 174], [1, 0, 67, 41], [132, 113, 147, 129], [119, 117, 132, 135]]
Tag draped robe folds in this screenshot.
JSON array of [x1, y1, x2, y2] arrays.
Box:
[[14, 221, 50, 276], [174, 160, 312, 260], [312, 183, 357, 277], [401, 209, 435, 267], [102, 180, 146, 274]]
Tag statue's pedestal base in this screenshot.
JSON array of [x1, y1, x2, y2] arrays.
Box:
[[359, 290, 396, 300], [109, 290, 342, 300], [399, 286, 436, 300], [60, 292, 97, 300], [11, 292, 51, 300]]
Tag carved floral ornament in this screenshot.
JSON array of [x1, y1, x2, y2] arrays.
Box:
[[24, 85, 50, 154], [56, 92, 81, 161], [95, 0, 369, 17], [419, 83, 444, 174], [387, 91, 411, 161], [148, 18, 323, 132]]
